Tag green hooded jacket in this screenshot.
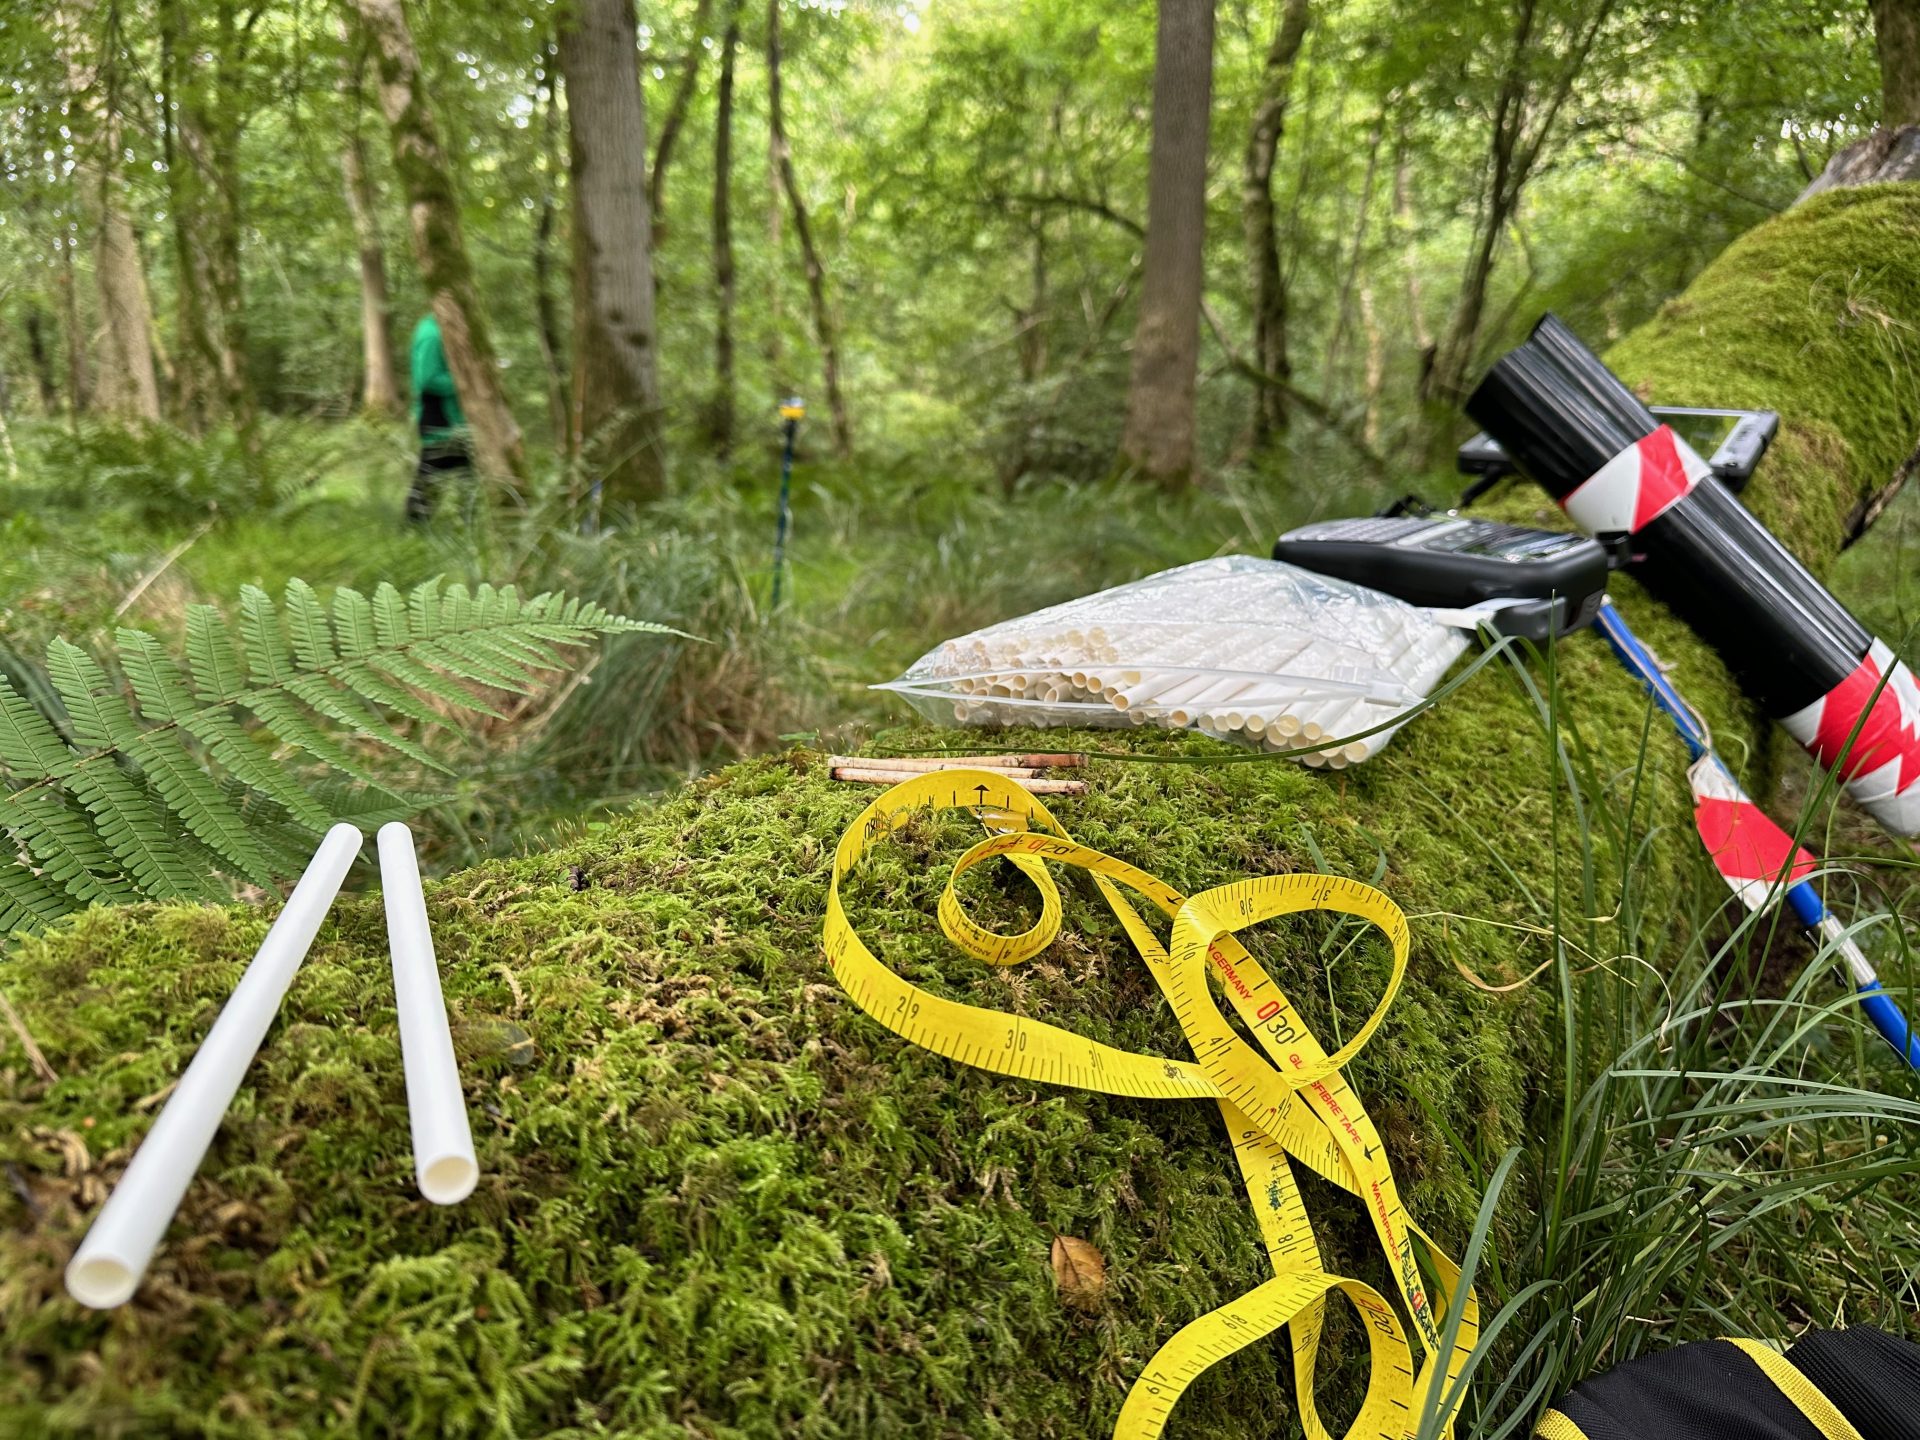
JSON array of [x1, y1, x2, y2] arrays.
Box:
[[410, 314, 466, 443]]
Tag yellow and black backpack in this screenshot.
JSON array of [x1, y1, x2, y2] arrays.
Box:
[[1537, 1328, 1920, 1439]]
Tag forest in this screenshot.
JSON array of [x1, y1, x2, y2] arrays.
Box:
[[3, 0, 1920, 1433]]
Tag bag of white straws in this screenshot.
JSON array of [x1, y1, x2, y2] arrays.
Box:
[[874, 556, 1469, 767]]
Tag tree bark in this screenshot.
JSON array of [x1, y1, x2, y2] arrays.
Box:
[[1117, 0, 1215, 488], [532, 48, 571, 454], [56, 229, 91, 416], [351, 0, 526, 490], [1393, 136, 1433, 391], [707, 3, 740, 459], [23, 307, 60, 414], [1359, 280, 1384, 448], [54, 0, 161, 424], [341, 133, 400, 420], [340, 28, 401, 421], [649, 0, 714, 233], [768, 0, 852, 456], [1240, 0, 1309, 451], [1873, 0, 1920, 128], [1797, 124, 1920, 200], [158, 0, 258, 445], [160, 0, 220, 430], [90, 161, 162, 424], [559, 0, 668, 511], [201, 0, 259, 448]]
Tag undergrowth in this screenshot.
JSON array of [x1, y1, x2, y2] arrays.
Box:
[[1, 185, 1917, 1436]]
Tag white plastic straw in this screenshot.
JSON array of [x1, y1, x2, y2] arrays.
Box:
[[378, 822, 478, 1206], [65, 823, 364, 1310]]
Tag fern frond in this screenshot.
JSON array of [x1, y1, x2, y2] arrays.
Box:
[[184, 604, 245, 701], [332, 586, 379, 658], [0, 576, 663, 940], [284, 579, 338, 670], [119, 631, 333, 828], [0, 859, 73, 934]]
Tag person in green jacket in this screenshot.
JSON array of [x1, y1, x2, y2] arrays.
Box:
[[405, 313, 470, 522]]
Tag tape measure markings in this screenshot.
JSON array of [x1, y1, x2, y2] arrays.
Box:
[[824, 769, 1475, 1438]]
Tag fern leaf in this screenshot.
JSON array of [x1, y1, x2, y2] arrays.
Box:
[[4, 785, 137, 905], [369, 651, 504, 718], [123, 730, 276, 886], [461, 631, 568, 680], [334, 660, 452, 732], [284, 674, 448, 773], [185, 604, 245, 701], [45, 640, 141, 752], [0, 679, 135, 906], [243, 691, 390, 789], [4, 572, 657, 929], [238, 586, 296, 688], [284, 579, 338, 670], [64, 759, 218, 901], [118, 631, 332, 828], [408, 577, 445, 638], [333, 586, 379, 658], [50, 639, 272, 886], [0, 672, 78, 776], [372, 582, 411, 649], [0, 859, 72, 934], [409, 637, 537, 695]]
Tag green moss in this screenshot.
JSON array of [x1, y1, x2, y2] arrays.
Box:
[[1605, 184, 1920, 560], [4, 189, 1918, 1434]]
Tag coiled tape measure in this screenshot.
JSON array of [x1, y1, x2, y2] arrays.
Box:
[[824, 769, 1476, 1438]]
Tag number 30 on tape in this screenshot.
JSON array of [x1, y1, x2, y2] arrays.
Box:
[[824, 769, 1476, 1439]]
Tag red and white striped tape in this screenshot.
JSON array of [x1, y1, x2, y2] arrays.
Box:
[[1781, 639, 1920, 836], [1687, 758, 1818, 909], [1559, 424, 1713, 537]]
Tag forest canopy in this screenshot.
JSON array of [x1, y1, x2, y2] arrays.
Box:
[[0, 0, 1898, 493]]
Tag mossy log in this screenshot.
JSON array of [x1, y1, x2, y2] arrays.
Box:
[[4, 187, 1919, 1436]]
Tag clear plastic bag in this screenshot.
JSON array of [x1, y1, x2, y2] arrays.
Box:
[[873, 556, 1469, 767]]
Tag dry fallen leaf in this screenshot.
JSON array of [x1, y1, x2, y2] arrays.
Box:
[[1050, 1234, 1107, 1310]]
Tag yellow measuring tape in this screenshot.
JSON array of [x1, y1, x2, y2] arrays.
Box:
[[824, 770, 1477, 1438]]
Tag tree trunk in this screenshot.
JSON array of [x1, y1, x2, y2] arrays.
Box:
[[1117, 0, 1215, 488], [1873, 0, 1920, 128], [532, 48, 571, 454], [160, 0, 220, 430], [707, 3, 740, 459], [558, 0, 668, 511], [56, 229, 91, 416], [351, 0, 526, 490], [160, 0, 258, 444], [91, 171, 163, 424], [340, 29, 401, 421], [54, 0, 161, 424], [23, 306, 60, 414], [1240, 0, 1309, 451], [649, 0, 714, 234], [341, 134, 400, 421], [1394, 137, 1433, 394], [1359, 280, 1384, 448], [203, 0, 258, 449], [768, 0, 851, 456]]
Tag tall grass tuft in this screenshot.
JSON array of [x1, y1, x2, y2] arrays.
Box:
[[1419, 640, 1920, 1435]]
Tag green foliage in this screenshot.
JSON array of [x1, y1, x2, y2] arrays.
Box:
[[0, 577, 667, 938], [37, 419, 348, 525]]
